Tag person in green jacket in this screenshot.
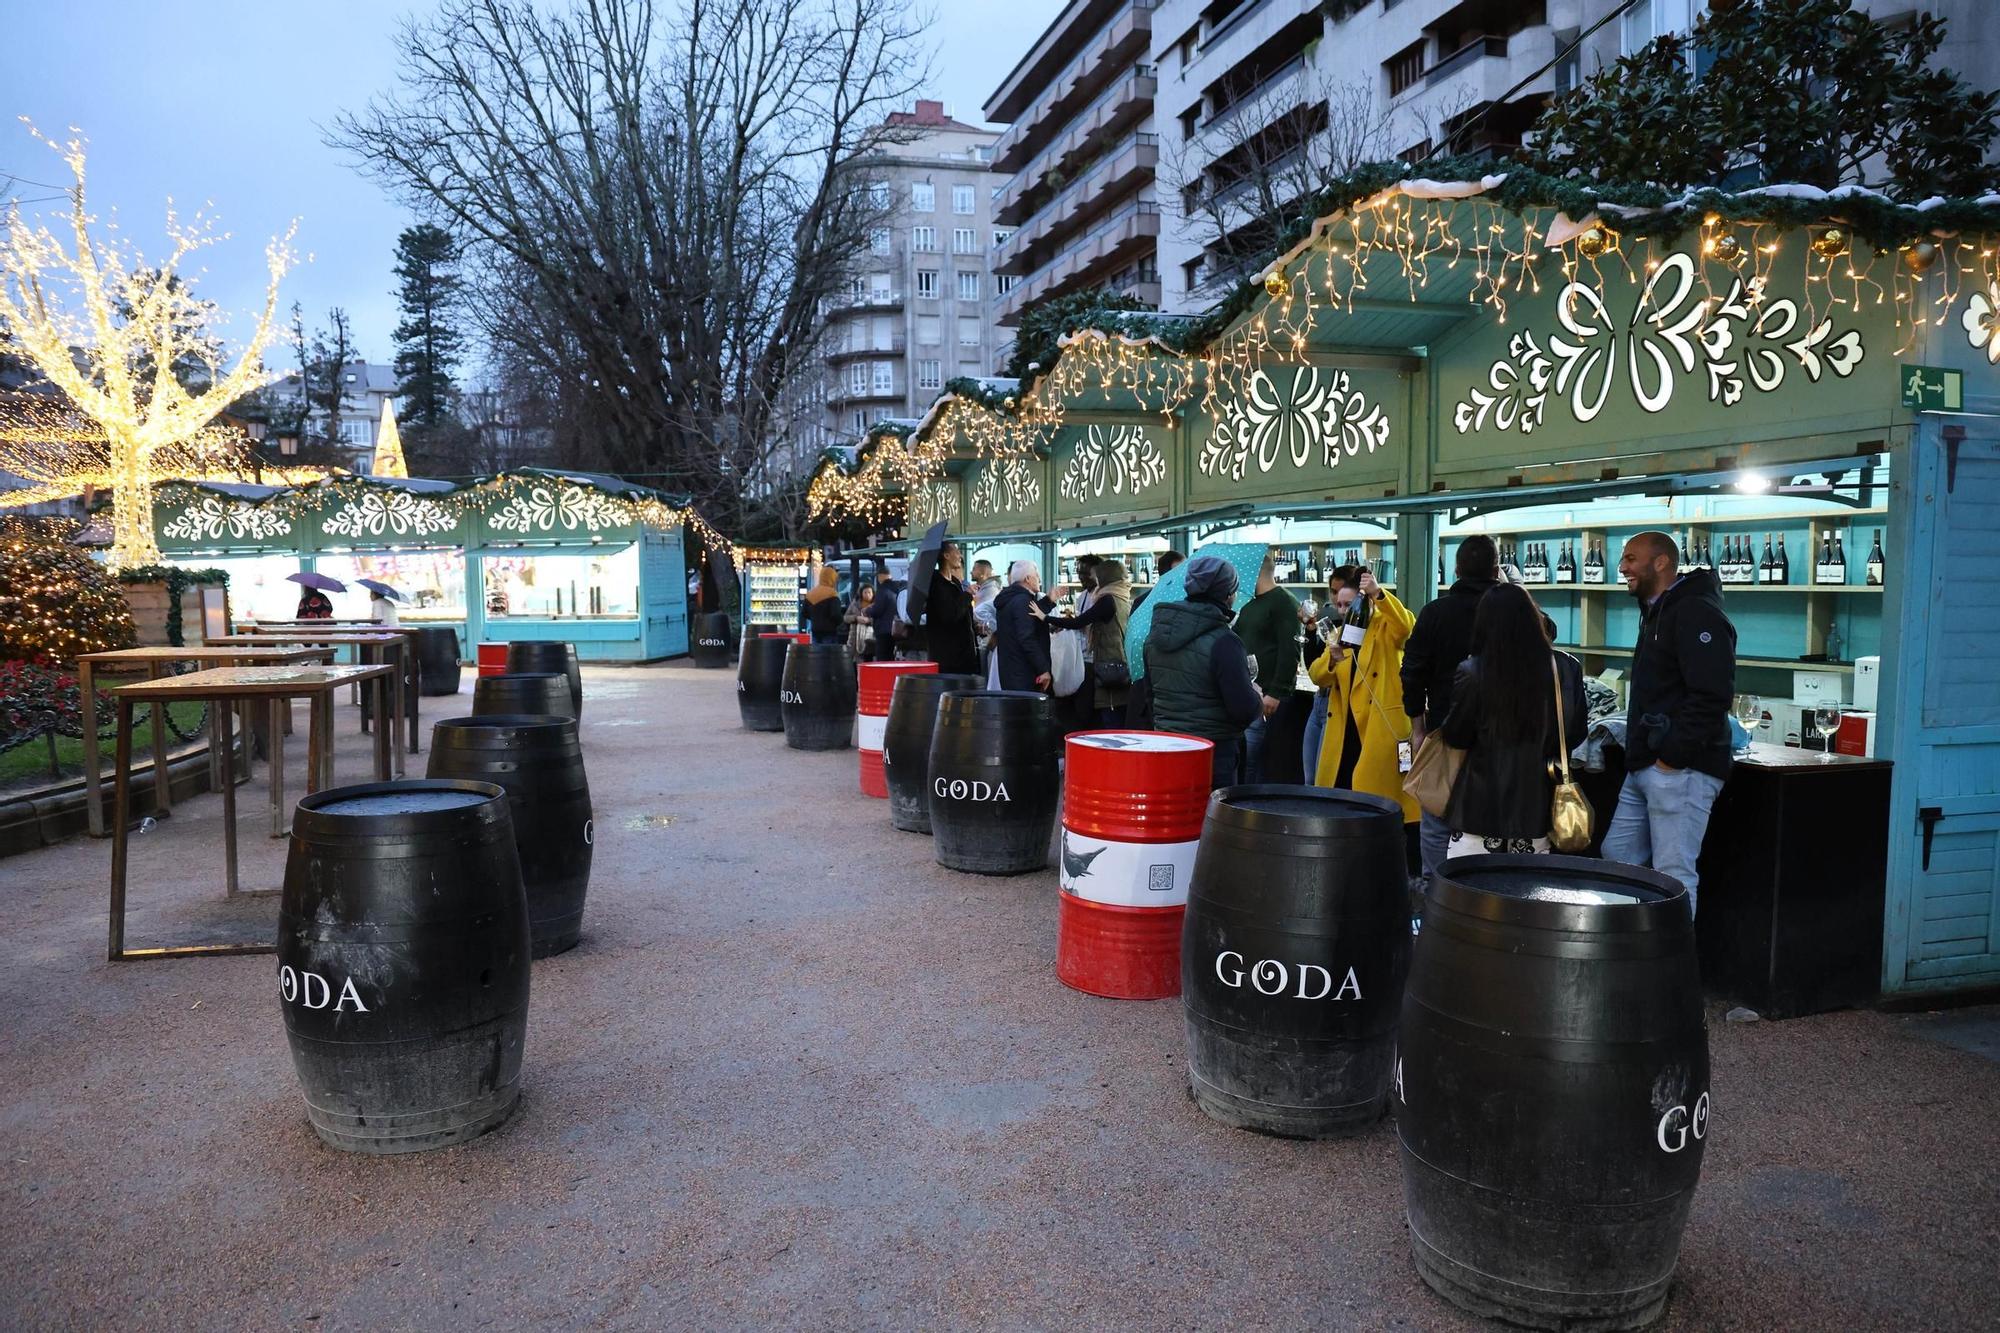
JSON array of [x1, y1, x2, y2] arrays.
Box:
[[1232, 553, 1301, 783]]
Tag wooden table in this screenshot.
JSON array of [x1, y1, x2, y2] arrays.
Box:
[[213, 632, 413, 774], [106, 663, 393, 962], [76, 645, 338, 838], [243, 620, 425, 757]]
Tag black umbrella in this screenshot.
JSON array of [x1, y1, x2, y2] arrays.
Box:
[[903, 520, 949, 624]]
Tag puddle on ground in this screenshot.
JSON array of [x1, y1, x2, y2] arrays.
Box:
[[624, 813, 679, 830]]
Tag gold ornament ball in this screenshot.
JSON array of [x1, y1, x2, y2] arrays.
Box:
[[1263, 270, 1291, 299], [1577, 226, 1613, 259], [1902, 241, 1939, 274], [1710, 234, 1745, 266], [1811, 227, 1848, 259]]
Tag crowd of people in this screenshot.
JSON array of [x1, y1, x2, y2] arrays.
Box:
[[803, 530, 1735, 903]]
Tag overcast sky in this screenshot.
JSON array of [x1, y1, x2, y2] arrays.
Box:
[[1, 0, 1066, 375]]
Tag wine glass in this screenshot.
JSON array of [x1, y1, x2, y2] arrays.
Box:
[[1735, 694, 1761, 749], [1814, 706, 1843, 762]]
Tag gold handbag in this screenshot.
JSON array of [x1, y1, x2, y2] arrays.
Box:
[[1548, 657, 1593, 853], [1402, 730, 1464, 819]]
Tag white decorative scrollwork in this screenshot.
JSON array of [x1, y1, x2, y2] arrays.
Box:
[[910, 481, 961, 527], [321, 488, 457, 539], [1453, 252, 1866, 436], [161, 496, 294, 543], [1964, 282, 2000, 365], [1199, 366, 1390, 481], [486, 483, 630, 534], [1060, 425, 1168, 502], [969, 458, 1042, 516]]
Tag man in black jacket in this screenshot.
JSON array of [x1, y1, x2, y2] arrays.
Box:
[[993, 559, 1056, 691], [1401, 534, 1500, 879], [865, 569, 902, 661], [1602, 530, 1736, 914], [1144, 556, 1264, 789]]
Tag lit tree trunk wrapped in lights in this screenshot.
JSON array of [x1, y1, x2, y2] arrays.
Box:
[[0, 128, 293, 568]]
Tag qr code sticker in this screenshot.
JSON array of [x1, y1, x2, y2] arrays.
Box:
[[1148, 864, 1175, 894]]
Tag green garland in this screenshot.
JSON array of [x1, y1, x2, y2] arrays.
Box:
[[117, 566, 228, 648]]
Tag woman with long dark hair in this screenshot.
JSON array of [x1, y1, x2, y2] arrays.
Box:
[[1440, 583, 1587, 857]]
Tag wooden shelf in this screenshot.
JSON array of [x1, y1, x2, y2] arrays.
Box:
[[1524, 582, 1883, 594], [1555, 644, 1856, 673]]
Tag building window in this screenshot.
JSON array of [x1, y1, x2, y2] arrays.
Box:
[[851, 410, 867, 433], [849, 362, 869, 395], [952, 227, 977, 254], [995, 273, 1020, 296], [1179, 105, 1200, 140], [917, 314, 942, 345], [872, 361, 895, 395], [916, 269, 939, 299], [869, 272, 892, 298], [952, 183, 975, 215], [958, 360, 982, 378], [912, 226, 937, 252], [957, 316, 980, 346], [917, 359, 942, 390], [912, 181, 935, 212], [956, 270, 980, 301], [339, 419, 371, 444], [1386, 40, 1426, 97], [993, 228, 1013, 249], [1182, 257, 1204, 294], [869, 182, 890, 209], [870, 228, 891, 255]]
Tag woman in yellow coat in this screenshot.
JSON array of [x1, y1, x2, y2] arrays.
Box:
[[1308, 567, 1421, 830]]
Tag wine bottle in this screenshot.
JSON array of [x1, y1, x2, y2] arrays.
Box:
[[1866, 529, 1884, 586], [1830, 532, 1847, 584], [1816, 533, 1834, 584], [1775, 536, 1789, 585], [1721, 536, 1735, 582], [1760, 534, 1775, 585]]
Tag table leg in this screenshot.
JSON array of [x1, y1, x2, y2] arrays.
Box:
[[359, 646, 372, 733], [405, 639, 420, 756], [149, 661, 172, 816], [322, 692, 336, 791], [216, 698, 239, 897], [307, 693, 325, 797], [109, 698, 134, 961], [375, 675, 393, 780], [82, 659, 104, 838], [271, 697, 287, 838], [396, 642, 413, 765]]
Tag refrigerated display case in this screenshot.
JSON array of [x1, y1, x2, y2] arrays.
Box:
[[740, 547, 817, 631]]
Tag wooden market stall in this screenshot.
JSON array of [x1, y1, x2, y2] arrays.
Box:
[[808, 172, 2000, 1005]]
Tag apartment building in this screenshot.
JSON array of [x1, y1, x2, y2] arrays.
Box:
[[808, 101, 1005, 454], [984, 0, 1163, 329], [262, 358, 400, 474], [1156, 0, 1575, 310]]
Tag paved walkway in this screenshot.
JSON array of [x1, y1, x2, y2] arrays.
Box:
[[2, 664, 1995, 1330]]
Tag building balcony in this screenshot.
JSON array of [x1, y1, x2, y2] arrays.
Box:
[[824, 335, 908, 364], [1198, 50, 1309, 137], [994, 201, 1161, 324], [992, 130, 1159, 262], [989, 1, 1157, 167], [991, 66, 1157, 217], [828, 384, 907, 408], [825, 289, 906, 317], [1397, 22, 1556, 114]]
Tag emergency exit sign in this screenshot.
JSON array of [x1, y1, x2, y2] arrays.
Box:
[[1901, 363, 1963, 411]]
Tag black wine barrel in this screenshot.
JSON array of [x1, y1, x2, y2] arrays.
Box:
[[1398, 855, 1708, 1330], [427, 715, 592, 958], [506, 641, 582, 718], [691, 612, 732, 668], [278, 779, 531, 1154], [415, 626, 462, 696], [882, 673, 983, 833], [473, 671, 575, 721], [739, 623, 779, 663], [1181, 785, 1409, 1138], [736, 637, 791, 731], [780, 642, 856, 751], [926, 690, 1059, 874]]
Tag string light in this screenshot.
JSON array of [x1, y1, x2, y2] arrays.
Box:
[[0, 127, 297, 569], [0, 515, 138, 661]]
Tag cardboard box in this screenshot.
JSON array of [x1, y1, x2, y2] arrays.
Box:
[[1835, 711, 1877, 758], [1792, 671, 1846, 707], [1852, 655, 1880, 711], [1755, 699, 1831, 749]]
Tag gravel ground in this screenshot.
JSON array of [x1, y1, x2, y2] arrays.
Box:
[[2, 663, 1995, 1332]]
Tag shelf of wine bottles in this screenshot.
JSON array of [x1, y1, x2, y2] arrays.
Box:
[[1488, 522, 1889, 591]]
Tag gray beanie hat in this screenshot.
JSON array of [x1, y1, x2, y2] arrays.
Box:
[[1181, 554, 1238, 607]]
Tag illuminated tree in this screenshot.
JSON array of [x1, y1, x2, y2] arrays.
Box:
[[0, 516, 137, 662], [0, 127, 293, 567]]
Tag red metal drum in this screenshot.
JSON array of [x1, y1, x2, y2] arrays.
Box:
[[476, 643, 510, 678], [759, 632, 809, 643], [857, 661, 937, 797], [1058, 729, 1215, 1000]]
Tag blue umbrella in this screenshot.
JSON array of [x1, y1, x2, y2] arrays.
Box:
[[1126, 542, 1268, 680], [286, 571, 346, 593], [354, 578, 408, 602]]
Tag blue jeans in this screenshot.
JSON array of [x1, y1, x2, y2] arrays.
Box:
[[1243, 713, 1270, 784], [1419, 811, 1453, 881], [1601, 764, 1726, 914], [1301, 691, 1330, 782]]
